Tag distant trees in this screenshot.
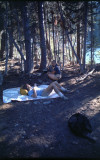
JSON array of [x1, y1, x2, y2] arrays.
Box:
[[0, 1, 100, 74]]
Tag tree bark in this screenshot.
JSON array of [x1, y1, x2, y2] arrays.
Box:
[[5, 1, 9, 75], [0, 72, 3, 104], [63, 28, 65, 67], [8, 30, 25, 61], [71, 35, 74, 65], [91, 1, 93, 66], [46, 39, 52, 64], [21, 2, 32, 73], [83, 2, 88, 72], [80, 35, 84, 63], [9, 2, 14, 59], [44, 6, 47, 42], [0, 32, 6, 59], [38, 2, 47, 70], [52, 12, 55, 58], [9, 28, 13, 58], [77, 23, 80, 63]]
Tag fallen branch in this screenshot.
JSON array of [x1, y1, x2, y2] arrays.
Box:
[[76, 68, 95, 82]]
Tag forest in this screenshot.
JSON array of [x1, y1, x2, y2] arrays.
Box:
[[0, 1, 100, 73], [0, 1, 100, 158]]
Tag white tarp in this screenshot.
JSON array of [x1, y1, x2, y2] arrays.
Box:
[[3, 85, 59, 103]]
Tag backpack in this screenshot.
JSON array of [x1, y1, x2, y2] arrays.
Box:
[[68, 113, 95, 142]]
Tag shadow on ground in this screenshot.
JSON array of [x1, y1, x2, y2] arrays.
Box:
[[0, 65, 100, 158]]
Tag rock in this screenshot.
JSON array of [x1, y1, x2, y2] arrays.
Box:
[[45, 144, 49, 148], [33, 101, 40, 104], [92, 136, 97, 141], [37, 73, 42, 76], [30, 134, 35, 137], [22, 135, 28, 139], [32, 125, 36, 128], [19, 130, 26, 135], [72, 141, 79, 145], [26, 124, 30, 127], [15, 123, 19, 127], [50, 147, 54, 150], [43, 101, 51, 105]]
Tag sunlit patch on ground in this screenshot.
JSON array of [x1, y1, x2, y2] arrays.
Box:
[[76, 95, 100, 118], [0, 104, 14, 110]]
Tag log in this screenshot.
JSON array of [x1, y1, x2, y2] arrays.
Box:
[[76, 69, 95, 82]]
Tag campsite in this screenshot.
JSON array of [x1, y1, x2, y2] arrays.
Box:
[[0, 1, 100, 158]]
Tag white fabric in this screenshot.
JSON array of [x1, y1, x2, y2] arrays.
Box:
[[3, 85, 59, 103]]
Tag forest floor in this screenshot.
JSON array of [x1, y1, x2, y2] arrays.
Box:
[[0, 59, 100, 158]]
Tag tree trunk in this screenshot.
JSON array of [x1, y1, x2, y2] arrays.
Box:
[[0, 32, 6, 59], [46, 39, 52, 64], [47, 9, 50, 45], [52, 13, 55, 58], [5, 1, 9, 75], [38, 2, 46, 70], [0, 72, 3, 104], [16, 9, 24, 71], [5, 30, 9, 75], [56, 31, 59, 63], [9, 3, 14, 59], [63, 28, 64, 67], [71, 35, 74, 65], [45, 9, 52, 64], [44, 6, 48, 46], [77, 23, 80, 63], [8, 30, 25, 61], [91, 1, 93, 67], [31, 39, 34, 70], [21, 2, 32, 73], [48, 19, 50, 46], [80, 35, 84, 63], [83, 2, 88, 72], [54, 27, 58, 63], [9, 28, 13, 58]]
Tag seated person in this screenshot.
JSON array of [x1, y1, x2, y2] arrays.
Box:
[[20, 81, 68, 100], [47, 60, 62, 81]]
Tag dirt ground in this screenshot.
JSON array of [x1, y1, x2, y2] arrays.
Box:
[[0, 59, 100, 158]]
